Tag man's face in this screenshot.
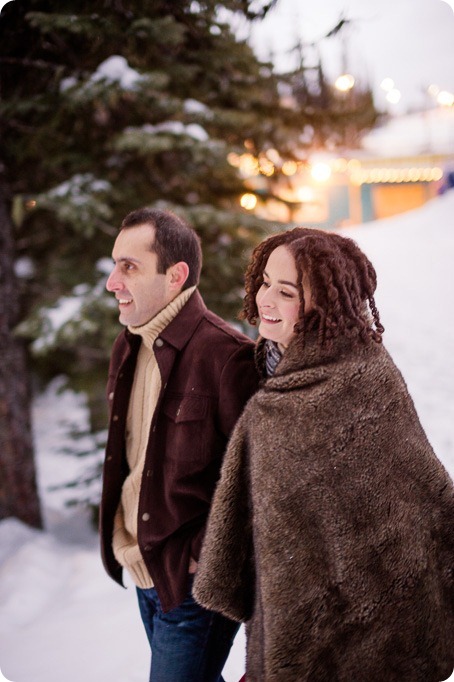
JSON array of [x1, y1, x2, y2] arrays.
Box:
[[106, 224, 173, 327]]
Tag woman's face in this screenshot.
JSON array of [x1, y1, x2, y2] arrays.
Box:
[[256, 245, 311, 352]]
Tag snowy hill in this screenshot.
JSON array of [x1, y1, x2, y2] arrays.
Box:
[[362, 107, 454, 157], [1, 191, 454, 682]]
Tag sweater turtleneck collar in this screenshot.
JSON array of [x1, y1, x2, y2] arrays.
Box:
[[127, 286, 196, 350]]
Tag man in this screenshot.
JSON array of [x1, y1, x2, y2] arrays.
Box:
[[99, 207, 258, 682]]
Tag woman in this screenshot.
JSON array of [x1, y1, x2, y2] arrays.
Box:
[[194, 228, 454, 682]]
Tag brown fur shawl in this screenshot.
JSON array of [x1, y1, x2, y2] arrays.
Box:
[[194, 334, 454, 681]]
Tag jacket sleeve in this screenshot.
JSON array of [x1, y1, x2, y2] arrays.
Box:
[[193, 416, 255, 622]]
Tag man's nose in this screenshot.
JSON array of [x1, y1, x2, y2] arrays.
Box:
[[106, 268, 120, 292]]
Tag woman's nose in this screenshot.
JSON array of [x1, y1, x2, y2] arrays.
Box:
[[260, 287, 275, 307]]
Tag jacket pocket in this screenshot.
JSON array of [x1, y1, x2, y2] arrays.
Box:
[[162, 394, 208, 423], [161, 393, 210, 462]]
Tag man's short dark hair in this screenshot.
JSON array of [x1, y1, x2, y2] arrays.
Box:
[[120, 208, 202, 289]]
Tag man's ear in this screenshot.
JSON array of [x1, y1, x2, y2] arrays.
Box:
[[168, 261, 190, 291]]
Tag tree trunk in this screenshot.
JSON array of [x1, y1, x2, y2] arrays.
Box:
[[0, 175, 42, 529]]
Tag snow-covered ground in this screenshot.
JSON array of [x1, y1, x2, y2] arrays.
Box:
[[1, 191, 454, 682]]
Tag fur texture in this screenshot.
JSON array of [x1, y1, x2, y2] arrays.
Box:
[[194, 335, 454, 681]]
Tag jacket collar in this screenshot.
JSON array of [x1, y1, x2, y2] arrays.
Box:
[[157, 289, 207, 350], [123, 289, 206, 352]]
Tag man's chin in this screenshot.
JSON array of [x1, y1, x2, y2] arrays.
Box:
[[118, 312, 132, 326]]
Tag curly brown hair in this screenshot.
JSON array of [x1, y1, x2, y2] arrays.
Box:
[[240, 227, 384, 347]]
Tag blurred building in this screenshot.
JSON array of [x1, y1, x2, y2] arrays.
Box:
[[236, 107, 454, 226]]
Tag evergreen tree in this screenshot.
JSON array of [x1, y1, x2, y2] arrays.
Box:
[[0, 178, 42, 528], [0, 1, 298, 370], [0, 0, 377, 520], [0, 0, 295, 521]]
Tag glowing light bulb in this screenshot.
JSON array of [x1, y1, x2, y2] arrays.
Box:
[[265, 148, 280, 163], [240, 193, 257, 210], [297, 186, 315, 203], [335, 74, 355, 92], [380, 78, 395, 92], [282, 161, 298, 176], [227, 153, 240, 167], [239, 154, 259, 176], [432, 167, 443, 181], [437, 90, 454, 107], [258, 158, 275, 177], [386, 89, 401, 104], [311, 162, 332, 182]]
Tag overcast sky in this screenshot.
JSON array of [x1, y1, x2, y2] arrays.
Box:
[[247, 0, 454, 114], [1, 0, 452, 114]]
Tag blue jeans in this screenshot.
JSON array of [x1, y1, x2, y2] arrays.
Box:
[[136, 576, 240, 682]]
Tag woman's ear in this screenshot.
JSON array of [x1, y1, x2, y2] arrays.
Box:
[[168, 261, 190, 292]]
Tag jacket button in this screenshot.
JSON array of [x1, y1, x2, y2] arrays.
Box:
[[108, 392, 114, 401], [143, 545, 151, 551], [155, 338, 164, 347], [112, 415, 119, 422], [142, 512, 150, 521]]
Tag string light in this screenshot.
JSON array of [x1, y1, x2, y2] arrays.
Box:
[[296, 186, 315, 202], [227, 152, 241, 167], [282, 161, 298, 176], [265, 148, 281, 163], [240, 193, 257, 210], [437, 90, 454, 107], [334, 74, 355, 92], [358, 166, 443, 184], [380, 78, 395, 92], [238, 153, 259, 176], [258, 156, 275, 176], [386, 89, 401, 104], [311, 162, 332, 182]]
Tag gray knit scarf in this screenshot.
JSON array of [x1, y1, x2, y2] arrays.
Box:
[[265, 340, 282, 377]]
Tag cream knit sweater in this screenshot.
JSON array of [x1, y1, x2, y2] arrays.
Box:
[[112, 286, 196, 588]]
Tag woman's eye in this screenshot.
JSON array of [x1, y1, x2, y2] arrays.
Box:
[[281, 290, 295, 298], [261, 280, 270, 288]]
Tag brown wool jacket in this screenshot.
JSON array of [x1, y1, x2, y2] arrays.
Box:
[[99, 290, 259, 612], [194, 334, 454, 681]]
